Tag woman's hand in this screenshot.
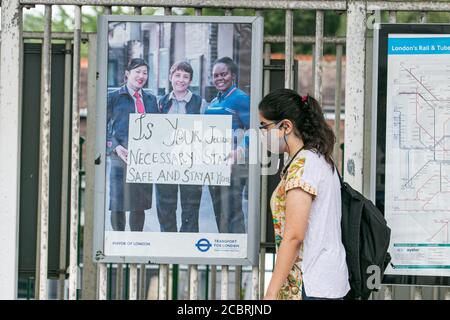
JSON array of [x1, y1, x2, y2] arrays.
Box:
[[115, 145, 128, 164]]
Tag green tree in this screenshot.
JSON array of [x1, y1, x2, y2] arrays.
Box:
[[23, 6, 450, 57], [23, 6, 156, 56], [201, 8, 344, 55]]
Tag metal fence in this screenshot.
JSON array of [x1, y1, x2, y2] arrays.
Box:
[[1, 0, 450, 300]]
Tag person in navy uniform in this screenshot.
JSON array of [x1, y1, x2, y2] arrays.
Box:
[[106, 58, 158, 231], [204, 57, 250, 234], [156, 61, 207, 232]]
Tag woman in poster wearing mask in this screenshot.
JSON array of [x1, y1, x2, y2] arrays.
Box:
[[106, 58, 159, 231], [155, 61, 207, 232], [204, 57, 250, 234]]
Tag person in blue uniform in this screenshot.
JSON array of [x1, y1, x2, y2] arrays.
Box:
[[155, 61, 207, 232], [204, 57, 250, 234], [106, 58, 158, 231]]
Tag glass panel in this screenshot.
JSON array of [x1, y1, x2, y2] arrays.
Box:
[[103, 20, 256, 263]]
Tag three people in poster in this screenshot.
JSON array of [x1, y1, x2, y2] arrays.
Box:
[[107, 57, 250, 234]]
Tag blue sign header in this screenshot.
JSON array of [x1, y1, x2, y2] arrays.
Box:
[[388, 37, 450, 55]]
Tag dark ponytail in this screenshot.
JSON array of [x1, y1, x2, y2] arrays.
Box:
[[258, 88, 336, 168]]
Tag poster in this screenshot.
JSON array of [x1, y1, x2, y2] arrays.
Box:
[[384, 33, 450, 276], [93, 15, 263, 265]]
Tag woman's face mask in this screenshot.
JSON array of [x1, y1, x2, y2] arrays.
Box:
[[261, 121, 287, 154]]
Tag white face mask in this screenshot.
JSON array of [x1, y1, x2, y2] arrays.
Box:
[[262, 123, 287, 154]]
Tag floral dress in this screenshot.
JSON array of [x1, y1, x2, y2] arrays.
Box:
[[270, 153, 318, 300]]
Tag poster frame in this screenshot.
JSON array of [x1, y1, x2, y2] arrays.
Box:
[[372, 23, 450, 286], [92, 15, 263, 266]]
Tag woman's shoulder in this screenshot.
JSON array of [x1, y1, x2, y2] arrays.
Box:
[[206, 97, 221, 110], [286, 152, 307, 177], [190, 92, 204, 103], [232, 86, 248, 95], [231, 87, 250, 100], [157, 92, 170, 102], [284, 149, 326, 196], [108, 86, 122, 98], [287, 149, 326, 175], [302, 149, 331, 168], [142, 89, 157, 100], [107, 87, 126, 106]]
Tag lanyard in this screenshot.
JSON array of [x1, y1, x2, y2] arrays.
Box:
[[221, 86, 237, 100], [280, 146, 305, 178]]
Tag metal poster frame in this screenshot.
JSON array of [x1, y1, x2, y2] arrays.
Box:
[[372, 23, 450, 286], [93, 15, 263, 265]]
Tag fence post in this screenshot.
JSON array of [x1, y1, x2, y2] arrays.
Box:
[[412, 286, 423, 300], [252, 266, 259, 300], [234, 266, 242, 299], [82, 32, 99, 301], [221, 266, 229, 300], [259, 42, 272, 299], [98, 263, 108, 300], [189, 265, 199, 300], [285, 9, 294, 89], [344, 0, 367, 191], [419, 11, 427, 23], [314, 10, 324, 104], [210, 265, 217, 300], [384, 286, 393, 300], [129, 264, 138, 300], [0, 0, 22, 300], [388, 11, 397, 23], [159, 264, 169, 300], [116, 264, 124, 299], [139, 264, 147, 299], [38, 4, 52, 300], [56, 39, 72, 301], [333, 45, 343, 164], [68, 5, 82, 300]]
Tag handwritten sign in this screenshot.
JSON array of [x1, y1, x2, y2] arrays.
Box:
[[126, 114, 232, 186]]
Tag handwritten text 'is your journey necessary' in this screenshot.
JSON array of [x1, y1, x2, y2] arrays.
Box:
[[126, 115, 233, 186]]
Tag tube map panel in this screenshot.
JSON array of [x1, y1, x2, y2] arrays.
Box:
[[385, 34, 450, 276]]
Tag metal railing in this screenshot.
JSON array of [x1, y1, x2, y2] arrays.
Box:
[[1, 0, 450, 300]]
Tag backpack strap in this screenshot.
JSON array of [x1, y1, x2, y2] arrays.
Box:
[[330, 159, 344, 186], [334, 162, 344, 185]]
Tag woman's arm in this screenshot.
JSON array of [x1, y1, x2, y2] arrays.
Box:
[[264, 188, 313, 299]]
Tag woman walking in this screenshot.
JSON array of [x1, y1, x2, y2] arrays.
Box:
[[259, 89, 349, 300]]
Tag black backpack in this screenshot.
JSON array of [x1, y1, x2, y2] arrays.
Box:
[[337, 171, 392, 300]]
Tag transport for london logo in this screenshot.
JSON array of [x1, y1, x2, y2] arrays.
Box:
[[195, 238, 212, 252]]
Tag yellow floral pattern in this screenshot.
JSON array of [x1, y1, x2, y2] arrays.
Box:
[[270, 154, 317, 300]]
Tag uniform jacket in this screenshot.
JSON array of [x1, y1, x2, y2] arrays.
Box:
[[107, 85, 158, 155]]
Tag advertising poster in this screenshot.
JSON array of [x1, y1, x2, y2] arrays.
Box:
[[94, 15, 263, 265]]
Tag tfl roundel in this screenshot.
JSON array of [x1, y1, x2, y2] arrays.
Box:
[[195, 238, 212, 252]]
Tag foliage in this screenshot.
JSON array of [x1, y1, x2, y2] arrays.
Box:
[[23, 6, 450, 57]]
